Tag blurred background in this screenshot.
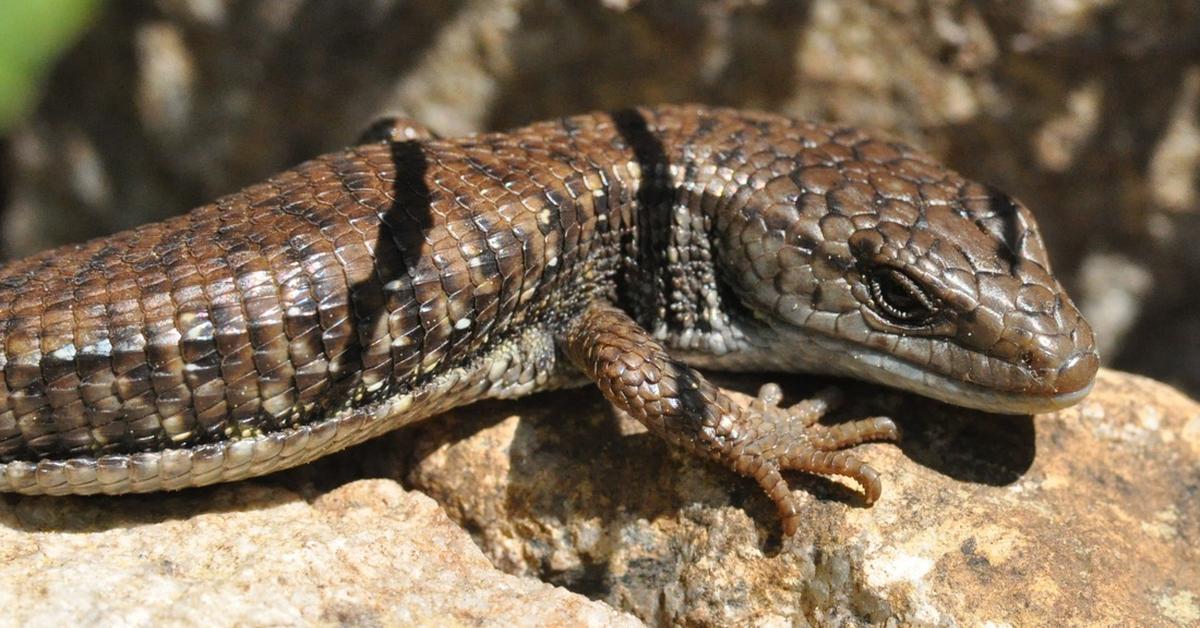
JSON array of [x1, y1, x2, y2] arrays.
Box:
[[1, 0, 1197, 397]]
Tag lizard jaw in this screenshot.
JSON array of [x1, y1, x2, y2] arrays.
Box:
[[673, 325, 1098, 415], [806, 340, 1098, 415], [839, 348, 1097, 414]]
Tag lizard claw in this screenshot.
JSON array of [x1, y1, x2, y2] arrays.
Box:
[[729, 454, 804, 536], [785, 386, 844, 426], [778, 449, 883, 505], [756, 383, 784, 407], [807, 416, 900, 450], [731, 384, 898, 534]]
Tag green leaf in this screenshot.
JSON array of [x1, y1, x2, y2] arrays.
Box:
[[0, 0, 99, 132]]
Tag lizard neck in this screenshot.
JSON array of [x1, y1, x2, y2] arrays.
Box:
[[604, 108, 763, 359]]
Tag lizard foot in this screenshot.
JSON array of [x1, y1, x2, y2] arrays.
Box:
[[560, 302, 901, 537], [730, 384, 900, 536]]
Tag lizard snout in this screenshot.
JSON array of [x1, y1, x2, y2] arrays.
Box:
[[1051, 350, 1100, 395]]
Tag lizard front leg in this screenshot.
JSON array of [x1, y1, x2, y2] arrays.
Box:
[[560, 302, 899, 536]]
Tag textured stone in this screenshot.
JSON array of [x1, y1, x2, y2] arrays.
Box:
[[0, 367, 1192, 624], [3, 1, 1200, 625], [0, 479, 639, 627], [408, 369, 1200, 626]]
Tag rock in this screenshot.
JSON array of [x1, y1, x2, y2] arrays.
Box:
[[0, 479, 639, 627], [2, 2, 1199, 624], [407, 369, 1200, 626], [0, 369, 1192, 626]]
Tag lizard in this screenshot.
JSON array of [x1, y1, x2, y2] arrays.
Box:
[[0, 105, 1098, 535]]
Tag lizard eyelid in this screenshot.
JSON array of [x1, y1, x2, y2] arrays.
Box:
[[866, 267, 939, 327]]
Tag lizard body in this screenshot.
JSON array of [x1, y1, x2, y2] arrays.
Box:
[[0, 106, 1097, 534]]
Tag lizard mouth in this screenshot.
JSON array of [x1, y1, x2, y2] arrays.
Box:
[[816, 340, 1099, 415], [664, 316, 1098, 415], [856, 353, 1096, 414]]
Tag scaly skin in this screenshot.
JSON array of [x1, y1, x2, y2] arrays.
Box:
[[0, 106, 1097, 534]]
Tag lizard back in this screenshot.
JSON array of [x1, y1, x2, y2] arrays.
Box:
[[0, 106, 1097, 511]]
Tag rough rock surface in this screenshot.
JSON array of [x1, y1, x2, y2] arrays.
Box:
[[0, 479, 639, 627], [407, 369, 1200, 626], [0, 369, 1193, 626], [2, 2, 1199, 626]]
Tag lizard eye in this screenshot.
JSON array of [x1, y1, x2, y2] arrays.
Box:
[[867, 267, 938, 326]]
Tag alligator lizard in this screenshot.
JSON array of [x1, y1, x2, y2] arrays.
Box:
[[0, 105, 1098, 535]]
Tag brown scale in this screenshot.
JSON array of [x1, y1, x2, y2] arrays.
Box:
[[0, 106, 1098, 536]]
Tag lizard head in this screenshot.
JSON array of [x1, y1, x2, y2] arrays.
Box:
[[710, 123, 1098, 414]]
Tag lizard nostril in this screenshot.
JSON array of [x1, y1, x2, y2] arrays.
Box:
[[1018, 350, 1038, 369], [1053, 351, 1100, 394]]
